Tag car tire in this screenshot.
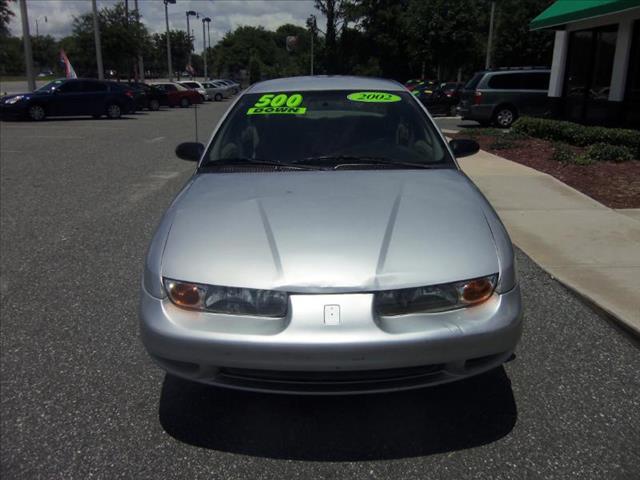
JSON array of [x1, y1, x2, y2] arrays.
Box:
[[180, 97, 190, 108], [214, 93, 222, 102], [449, 105, 457, 117], [149, 99, 160, 111], [493, 106, 517, 128], [106, 103, 122, 119], [28, 104, 46, 121]]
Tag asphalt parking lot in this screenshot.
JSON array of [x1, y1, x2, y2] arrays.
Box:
[[1, 103, 639, 479]]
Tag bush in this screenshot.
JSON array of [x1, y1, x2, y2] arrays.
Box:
[[513, 117, 640, 157], [584, 143, 634, 163], [552, 142, 576, 162], [573, 154, 594, 166], [490, 138, 515, 149]]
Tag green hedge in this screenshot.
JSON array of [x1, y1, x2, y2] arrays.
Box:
[[584, 143, 634, 163], [513, 117, 640, 158]]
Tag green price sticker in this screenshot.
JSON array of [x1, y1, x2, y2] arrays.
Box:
[[247, 93, 307, 115], [347, 91, 402, 103]]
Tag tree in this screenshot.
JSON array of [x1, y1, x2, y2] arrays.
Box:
[[314, 0, 349, 73], [149, 30, 191, 77], [492, 0, 555, 68], [0, 0, 14, 38], [69, 1, 150, 77], [31, 35, 58, 71]]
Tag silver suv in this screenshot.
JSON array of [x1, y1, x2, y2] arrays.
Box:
[[457, 68, 551, 127]]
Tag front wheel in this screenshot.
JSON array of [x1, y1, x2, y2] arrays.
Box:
[[106, 103, 122, 119], [214, 93, 222, 102], [180, 97, 190, 108], [149, 99, 160, 111], [494, 106, 517, 128], [449, 104, 457, 117], [28, 104, 46, 121]]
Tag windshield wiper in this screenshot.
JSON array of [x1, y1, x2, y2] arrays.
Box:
[[200, 157, 327, 171], [297, 155, 438, 169]]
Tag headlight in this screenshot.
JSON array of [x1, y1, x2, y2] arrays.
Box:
[[374, 274, 498, 316], [163, 278, 288, 317], [5, 95, 24, 104]]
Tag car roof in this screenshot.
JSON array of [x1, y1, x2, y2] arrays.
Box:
[[247, 76, 405, 93]]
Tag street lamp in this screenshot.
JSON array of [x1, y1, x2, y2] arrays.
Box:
[[306, 15, 317, 76], [164, 0, 176, 80], [35, 15, 47, 36], [92, 0, 104, 80], [185, 10, 198, 68], [202, 17, 211, 79]]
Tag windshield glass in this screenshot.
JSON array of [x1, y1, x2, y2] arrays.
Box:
[[202, 90, 452, 168], [37, 79, 65, 92]]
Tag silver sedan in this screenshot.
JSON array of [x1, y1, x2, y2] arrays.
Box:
[[140, 76, 522, 394]]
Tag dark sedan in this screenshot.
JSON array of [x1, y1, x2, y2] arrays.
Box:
[[127, 82, 169, 111], [0, 78, 135, 121], [418, 82, 463, 116]]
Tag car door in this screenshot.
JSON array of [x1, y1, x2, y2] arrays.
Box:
[[50, 80, 84, 116], [81, 80, 109, 115], [518, 72, 550, 117]]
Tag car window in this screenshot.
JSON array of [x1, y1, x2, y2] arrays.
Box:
[[84, 81, 108, 92], [183, 82, 199, 88], [57, 81, 84, 93], [203, 90, 452, 167], [487, 73, 523, 89], [521, 72, 550, 90], [464, 73, 484, 90], [164, 84, 177, 92], [37, 79, 66, 92]]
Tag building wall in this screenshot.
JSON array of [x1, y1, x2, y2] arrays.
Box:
[[547, 7, 640, 126]]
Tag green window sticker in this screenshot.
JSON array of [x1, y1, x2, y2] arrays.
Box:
[[347, 91, 401, 103], [247, 93, 306, 115]]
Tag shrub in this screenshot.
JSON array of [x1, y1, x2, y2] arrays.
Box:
[[513, 117, 640, 157], [552, 142, 576, 163], [490, 138, 515, 149], [584, 143, 634, 163], [573, 154, 594, 166]]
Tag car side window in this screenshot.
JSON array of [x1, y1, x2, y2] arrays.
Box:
[[522, 72, 550, 90], [57, 81, 83, 93], [166, 85, 177, 92], [487, 74, 523, 90], [84, 81, 108, 92]]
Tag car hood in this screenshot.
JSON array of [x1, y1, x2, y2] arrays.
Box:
[[161, 169, 500, 292]]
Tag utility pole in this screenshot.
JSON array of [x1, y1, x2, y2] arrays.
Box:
[[207, 18, 211, 69], [19, 0, 35, 91], [186, 10, 197, 68], [164, 0, 176, 80], [202, 17, 211, 79], [485, 0, 496, 69], [92, 0, 104, 79], [134, 0, 144, 80]]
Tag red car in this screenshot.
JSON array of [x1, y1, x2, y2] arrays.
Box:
[[149, 82, 203, 107]]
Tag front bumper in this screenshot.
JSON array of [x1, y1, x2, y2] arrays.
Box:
[[457, 104, 494, 122], [140, 285, 522, 394], [0, 102, 28, 119]]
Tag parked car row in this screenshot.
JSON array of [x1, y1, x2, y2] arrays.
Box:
[[406, 67, 551, 127], [0, 77, 242, 121]]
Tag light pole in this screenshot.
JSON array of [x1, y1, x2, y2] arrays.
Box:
[[134, 0, 144, 80], [19, 0, 35, 91], [202, 17, 211, 79], [485, 0, 496, 69], [35, 16, 46, 36], [91, 0, 104, 80], [306, 15, 317, 76], [164, 0, 176, 80], [185, 10, 197, 68], [206, 18, 211, 70]]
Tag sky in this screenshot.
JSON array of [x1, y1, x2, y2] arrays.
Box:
[[8, 0, 323, 45]]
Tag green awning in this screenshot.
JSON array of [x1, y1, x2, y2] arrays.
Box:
[[530, 0, 640, 30]]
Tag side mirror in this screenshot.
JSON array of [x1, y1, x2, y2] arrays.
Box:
[[175, 142, 204, 161], [449, 138, 480, 158]]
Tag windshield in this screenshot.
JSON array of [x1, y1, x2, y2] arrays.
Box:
[[37, 79, 65, 92], [202, 90, 452, 169]]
